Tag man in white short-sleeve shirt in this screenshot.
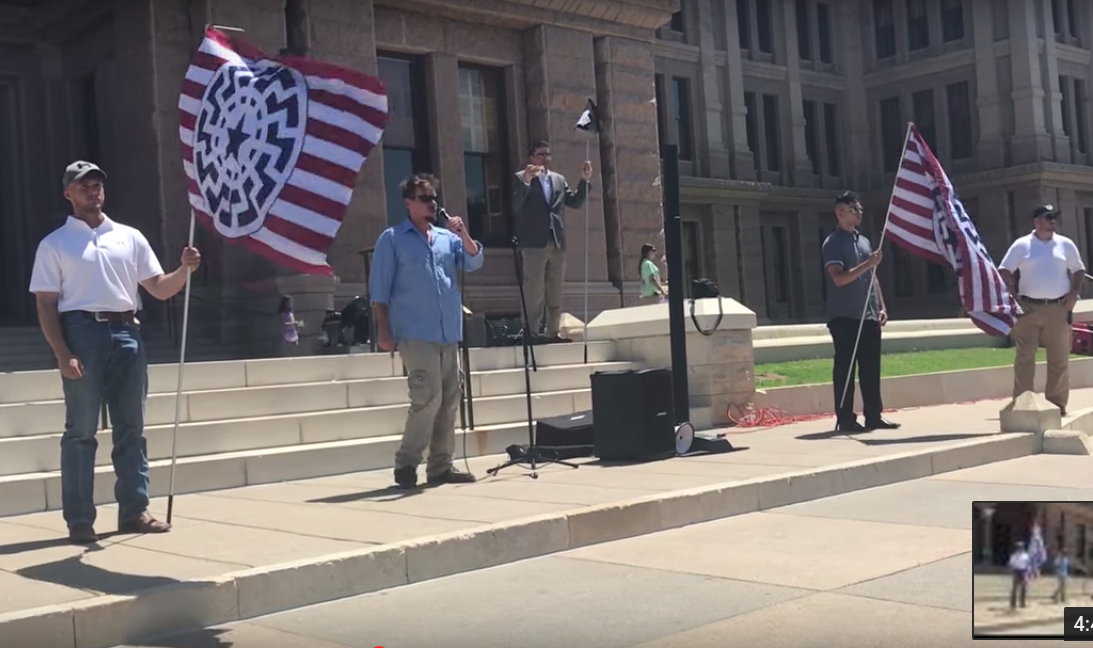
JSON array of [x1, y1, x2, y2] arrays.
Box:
[[28, 161, 201, 544], [999, 204, 1085, 415]]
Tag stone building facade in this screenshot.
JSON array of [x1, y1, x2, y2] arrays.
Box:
[[974, 502, 1093, 572], [3, 0, 1093, 352]]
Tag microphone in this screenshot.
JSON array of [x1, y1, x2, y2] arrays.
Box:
[[436, 205, 451, 226]]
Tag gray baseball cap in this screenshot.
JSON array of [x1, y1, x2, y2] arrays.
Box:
[[62, 161, 106, 188]]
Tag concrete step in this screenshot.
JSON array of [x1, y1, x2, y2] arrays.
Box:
[[0, 422, 536, 518], [751, 317, 982, 341], [0, 383, 598, 477], [753, 327, 1007, 364], [0, 341, 619, 405]]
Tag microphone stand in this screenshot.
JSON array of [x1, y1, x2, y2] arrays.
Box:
[[487, 235, 579, 478], [438, 206, 475, 471]]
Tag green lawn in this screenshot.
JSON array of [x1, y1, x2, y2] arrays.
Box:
[[754, 347, 1070, 389]]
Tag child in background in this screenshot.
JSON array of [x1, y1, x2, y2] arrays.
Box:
[[280, 295, 303, 345]]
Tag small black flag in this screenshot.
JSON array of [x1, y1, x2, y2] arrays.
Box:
[[575, 98, 600, 133]]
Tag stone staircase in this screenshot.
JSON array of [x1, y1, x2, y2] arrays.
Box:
[[0, 325, 244, 373], [0, 341, 632, 517]]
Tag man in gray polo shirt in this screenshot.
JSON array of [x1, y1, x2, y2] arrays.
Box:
[[821, 191, 900, 432]]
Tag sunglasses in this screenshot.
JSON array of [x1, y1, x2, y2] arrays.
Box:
[[413, 195, 437, 203]]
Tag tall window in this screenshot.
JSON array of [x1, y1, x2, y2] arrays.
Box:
[[378, 55, 430, 227], [823, 103, 840, 175], [874, 0, 896, 59], [756, 0, 774, 54], [1076, 79, 1088, 154], [912, 89, 937, 153], [79, 75, 101, 164], [682, 220, 702, 297], [672, 77, 695, 162], [817, 3, 833, 63], [459, 65, 509, 246], [946, 81, 973, 159], [796, 0, 812, 61], [737, 0, 751, 50], [669, 9, 684, 32], [762, 94, 781, 172], [803, 100, 820, 174], [654, 74, 667, 155], [907, 0, 929, 51], [744, 91, 761, 172], [942, 0, 965, 42], [879, 96, 903, 172], [892, 245, 915, 297]]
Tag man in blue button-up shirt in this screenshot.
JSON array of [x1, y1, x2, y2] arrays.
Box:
[[369, 173, 485, 489]]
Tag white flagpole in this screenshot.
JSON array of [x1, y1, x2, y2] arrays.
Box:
[[838, 122, 915, 420], [166, 210, 196, 524], [583, 136, 591, 364]]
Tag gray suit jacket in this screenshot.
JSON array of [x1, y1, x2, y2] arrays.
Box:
[[512, 170, 590, 250]]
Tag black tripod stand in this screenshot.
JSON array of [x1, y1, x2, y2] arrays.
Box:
[[487, 236, 579, 479], [457, 267, 475, 473]]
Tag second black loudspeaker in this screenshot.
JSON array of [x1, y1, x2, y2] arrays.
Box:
[[590, 368, 676, 461]]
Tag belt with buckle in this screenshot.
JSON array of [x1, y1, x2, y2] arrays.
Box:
[[1018, 296, 1066, 305], [75, 310, 138, 323]]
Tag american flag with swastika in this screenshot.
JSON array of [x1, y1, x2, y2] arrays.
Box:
[[178, 27, 388, 275], [885, 124, 1021, 335]]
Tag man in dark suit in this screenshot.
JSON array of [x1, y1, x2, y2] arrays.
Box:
[[512, 140, 593, 340]]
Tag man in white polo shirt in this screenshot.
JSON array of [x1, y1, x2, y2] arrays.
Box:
[[29, 161, 201, 544], [999, 204, 1085, 415]]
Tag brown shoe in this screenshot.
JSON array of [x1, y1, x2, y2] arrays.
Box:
[[118, 512, 171, 534], [68, 524, 99, 544], [427, 468, 477, 486]]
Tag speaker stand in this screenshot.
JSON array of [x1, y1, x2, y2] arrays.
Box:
[[487, 237, 579, 479]]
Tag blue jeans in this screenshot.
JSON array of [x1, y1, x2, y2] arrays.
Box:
[[60, 312, 151, 529]]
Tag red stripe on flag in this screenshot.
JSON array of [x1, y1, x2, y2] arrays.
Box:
[[278, 183, 348, 221], [180, 79, 205, 100], [191, 51, 228, 73], [264, 214, 334, 251], [296, 153, 358, 188], [309, 90, 390, 133], [305, 118, 376, 164]]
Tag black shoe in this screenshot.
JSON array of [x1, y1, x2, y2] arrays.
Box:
[[865, 417, 901, 430], [836, 420, 866, 433], [427, 468, 478, 486], [394, 466, 418, 489], [68, 524, 99, 544]]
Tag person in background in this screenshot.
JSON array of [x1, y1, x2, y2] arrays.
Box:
[[512, 140, 593, 341], [280, 295, 302, 345], [369, 174, 485, 489], [639, 243, 667, 302], [1009, 542, 1030, 610], [1052, 548, 1070, 604], [999, 204, 1086, 416]]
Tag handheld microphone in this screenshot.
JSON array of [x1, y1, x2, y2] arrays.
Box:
[[436, 205, 451, 226]]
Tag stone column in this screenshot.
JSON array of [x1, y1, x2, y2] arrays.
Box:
[[782, 0, 815, 187], [1009, 0, 1054, 163], [305, 0, 385, 283], [837, 1, 871, 190], [694, 0, 731, 178], [524, 25, 609, 287], [593, 36, 662, 296], [972, 1, 1005, 169], [711, 204, 742, 300], [425, 53, 467, 218], [736, 202, 767, 318], [1039, 0, 1070, 163], [723, 1, 756, 179]]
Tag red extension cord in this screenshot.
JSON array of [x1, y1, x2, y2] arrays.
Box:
[[725, 399, 987, 429]]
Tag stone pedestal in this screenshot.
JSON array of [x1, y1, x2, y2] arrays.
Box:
[[585, 298, 757, 430], [999, 391, 1062, 434]]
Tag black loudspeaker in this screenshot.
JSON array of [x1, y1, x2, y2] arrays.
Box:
[[591, 368, 676, 461], [535, 410, 595, 459]]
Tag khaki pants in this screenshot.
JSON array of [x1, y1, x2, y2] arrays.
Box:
[[1012, 300, 1071, 410], [395, 340, 461, 479], [521, 240, 566, 336]]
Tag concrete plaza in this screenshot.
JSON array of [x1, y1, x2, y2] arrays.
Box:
[[111, 453, 1093, 648], [0, 388, 1062, 647]]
